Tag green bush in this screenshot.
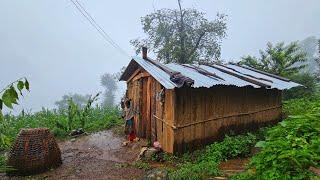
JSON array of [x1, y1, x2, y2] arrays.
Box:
[[232, 95, 320, 180], [170, 133, 258, 179], [283, 73, 318, 100], [284, 95, 320, 115]]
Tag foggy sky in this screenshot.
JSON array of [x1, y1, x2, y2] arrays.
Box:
[[1, 0, 320, 113]]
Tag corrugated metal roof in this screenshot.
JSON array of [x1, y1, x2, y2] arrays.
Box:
[[130, 56, 176, 89], [120, 56, 301, 90], [226, 64, 301, 89]]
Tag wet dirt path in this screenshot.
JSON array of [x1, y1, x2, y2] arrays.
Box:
[[2, 129, 146, 180]]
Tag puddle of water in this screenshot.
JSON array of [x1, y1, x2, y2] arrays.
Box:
[[61, 130, 129, 162], [85, 131, 123, 151], [99, 151, 126, 162]]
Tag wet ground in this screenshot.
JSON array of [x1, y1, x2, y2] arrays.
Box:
[[1, 129, 146, 180], [0, 129, 250, 180]]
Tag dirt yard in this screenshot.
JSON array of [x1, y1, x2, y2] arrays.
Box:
[[1, 129, 146, 180], [0, 129, 250, 180]]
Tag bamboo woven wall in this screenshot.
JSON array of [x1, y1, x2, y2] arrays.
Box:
[[173, 86, 282, 153]]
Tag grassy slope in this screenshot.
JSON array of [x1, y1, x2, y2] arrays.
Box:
[[230, 95, 320, 180]]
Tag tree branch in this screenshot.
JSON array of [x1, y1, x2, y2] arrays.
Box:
[[187, 32, 206, 60], [178, 0, 183, 14]]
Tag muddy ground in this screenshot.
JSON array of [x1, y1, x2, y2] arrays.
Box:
[[1, 129, 147, 180], [0, 128, 249, 180]]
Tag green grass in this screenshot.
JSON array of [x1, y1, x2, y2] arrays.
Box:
[[133, 161, 152, 171], [169, 133, 259, 180], [0, 106, 122, 172], [0, 106, 121, 150]]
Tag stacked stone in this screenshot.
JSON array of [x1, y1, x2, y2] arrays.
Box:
[[7, 128, 62, 175]]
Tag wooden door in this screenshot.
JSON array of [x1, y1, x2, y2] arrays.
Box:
[[132, 79, 141, 137], [136, 76, 152, 139]]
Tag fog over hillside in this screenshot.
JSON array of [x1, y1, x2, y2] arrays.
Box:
[[1, 0, 320, 113]]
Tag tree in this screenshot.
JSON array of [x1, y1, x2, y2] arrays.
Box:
[[299, 36, 320, 74], [113, 66, 127, 80], [315, 39, 320, 80], [240, 42, 307, 77], [55, 93, 91, 110], [100, 73, 117, 107], [131, 0, 227, 64], [283, 72, 318, 99]]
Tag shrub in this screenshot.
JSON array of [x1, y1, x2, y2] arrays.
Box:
[[284, 94, 320, 115], [283, 73, 318, 100], [232, 96, 320, 180], [170, 133, 258, 179]]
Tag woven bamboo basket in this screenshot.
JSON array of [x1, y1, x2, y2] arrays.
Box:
[[7, 128, 62, 175]]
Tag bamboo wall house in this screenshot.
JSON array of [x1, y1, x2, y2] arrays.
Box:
[[119, 48, 301, 153]]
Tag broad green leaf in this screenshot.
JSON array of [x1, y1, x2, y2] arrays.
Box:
[[2, 89, 13, 109], [17, 80, 24, 92], [25, 79, 30, 91], [9, 86, 18, 105]]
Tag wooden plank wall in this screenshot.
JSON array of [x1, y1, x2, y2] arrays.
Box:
[[173, 86, 282, 154], [153, 82, 175, 153], [126, 68, 150, 138], [126, 68, 175, 153], [150, 78, 157, 142]]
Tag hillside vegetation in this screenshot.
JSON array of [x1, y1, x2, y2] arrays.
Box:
[[0, 105, 121, 171], [168, 94, 320, 179]]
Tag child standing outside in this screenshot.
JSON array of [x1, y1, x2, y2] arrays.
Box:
[[124, 100, 136, 141]]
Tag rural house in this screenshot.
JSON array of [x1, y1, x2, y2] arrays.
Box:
[[119, 48, 301, 153]]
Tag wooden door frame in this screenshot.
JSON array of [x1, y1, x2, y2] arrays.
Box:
[[151, 79, 157, 142]]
